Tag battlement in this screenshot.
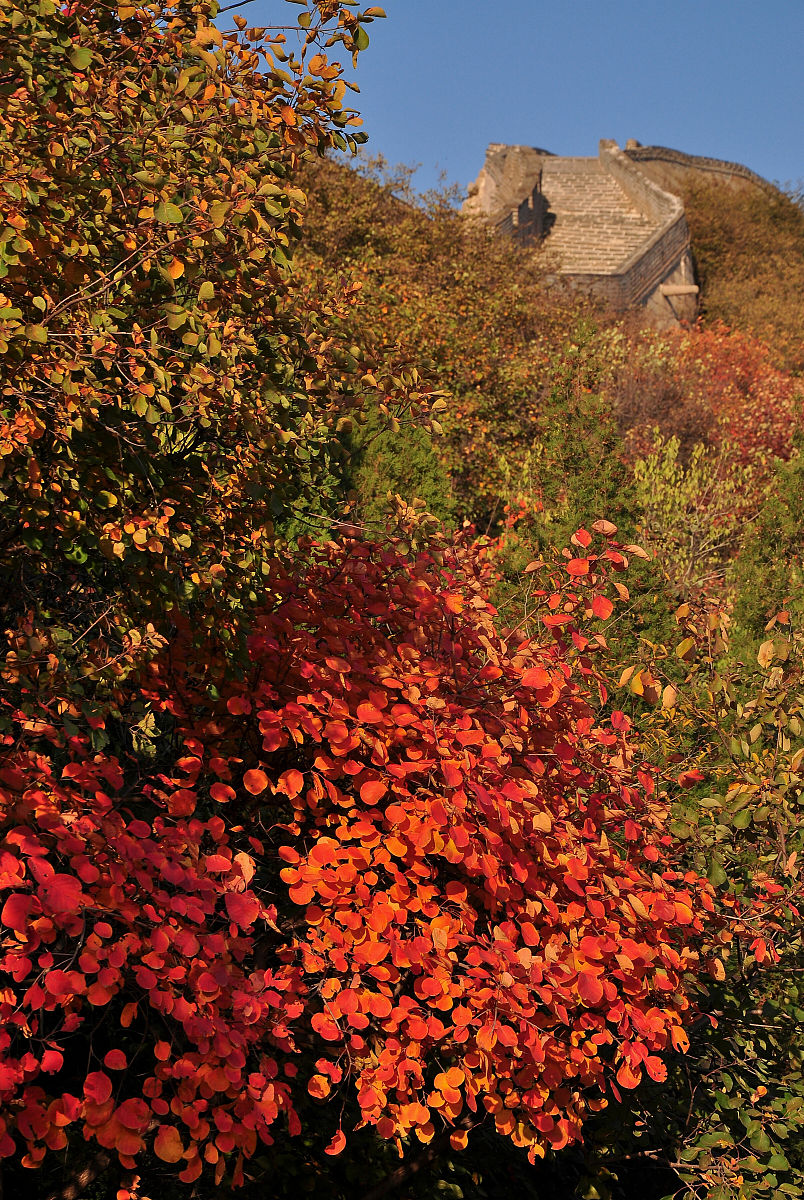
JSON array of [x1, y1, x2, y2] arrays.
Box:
[[462, 138, 765, 326]]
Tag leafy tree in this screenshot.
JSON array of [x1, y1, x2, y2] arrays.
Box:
[[297, 154, 595, 525], [632, 434, 756, 598], [0, 0, 419, 714]]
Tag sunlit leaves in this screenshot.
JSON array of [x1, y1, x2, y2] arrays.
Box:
[[0, 0, 422, 733], [0, 531, 712, 1182]]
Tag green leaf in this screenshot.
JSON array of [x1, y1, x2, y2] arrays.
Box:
[[209, 201, 231, 228], [133, 171, 163, 189], [354, 25, 370, 50], [708, 857, 728, 887], [198, 281, 215, 301], [154, 201, 184, 225], [69, 46, 93, 71], [25, 323, 47, 343]]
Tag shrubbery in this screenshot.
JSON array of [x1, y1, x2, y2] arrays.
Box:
[[1, 3, 804, 1199]]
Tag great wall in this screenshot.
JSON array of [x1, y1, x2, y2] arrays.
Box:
[[464, 139, 775, 327]]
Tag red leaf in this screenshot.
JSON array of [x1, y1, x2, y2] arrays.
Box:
[[40, 1049, 63, 1073], [1, 893, 34, 930], [84, 1071, 112, 1104], [41, 874, 84, 915], [356, 702, 383, 724], [225, 891, 260, 927], [44, 970, 72, 997], [577, 972, 604, 1007]]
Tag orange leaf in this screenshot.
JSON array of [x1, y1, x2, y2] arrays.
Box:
[[616, 1060, 642, 1089], [644, 1055, 667, 1082], [360, 779, 387, 805], [566, 557, 590, 576], [154, 1125, 184, 1163], [243, 768, 269, 795], [278, 769, 304, 798], [591, 594, 613, 620], [168, 788, 196, 816], [521, 666, 550, 689], [324, 1129, 346, 1156], [356, 702, 383, 724], [210, 782, 235, 803]]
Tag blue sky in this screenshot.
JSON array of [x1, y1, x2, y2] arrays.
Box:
[[259, 1, 804, 197]]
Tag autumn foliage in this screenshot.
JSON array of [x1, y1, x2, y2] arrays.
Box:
[[2, 0, 803, 1196], [0, 529, 713, 1184]]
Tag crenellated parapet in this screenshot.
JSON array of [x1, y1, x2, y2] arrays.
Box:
[[464, 139, 735, 327]]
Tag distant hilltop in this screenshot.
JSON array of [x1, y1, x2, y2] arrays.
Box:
[[464, 139, 774, 327]]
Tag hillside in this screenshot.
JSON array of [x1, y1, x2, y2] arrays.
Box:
[[684, 178, 804, 373], [298, 155, 802, 532]]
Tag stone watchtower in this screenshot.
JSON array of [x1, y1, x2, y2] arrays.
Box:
[[465, 139, 700, 327]]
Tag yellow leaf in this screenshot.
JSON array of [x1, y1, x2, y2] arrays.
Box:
[[676, 637, 696, 662], [757, 639, 775, 668]]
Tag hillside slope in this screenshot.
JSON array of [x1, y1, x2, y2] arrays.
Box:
[[684, 179, 804, 373]]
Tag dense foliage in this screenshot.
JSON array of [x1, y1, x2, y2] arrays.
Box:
[[683, 178, 804, 375], [2, 2, 804, 1199]]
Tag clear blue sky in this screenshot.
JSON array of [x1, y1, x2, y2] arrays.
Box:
[[258, 1, 804, 196]]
